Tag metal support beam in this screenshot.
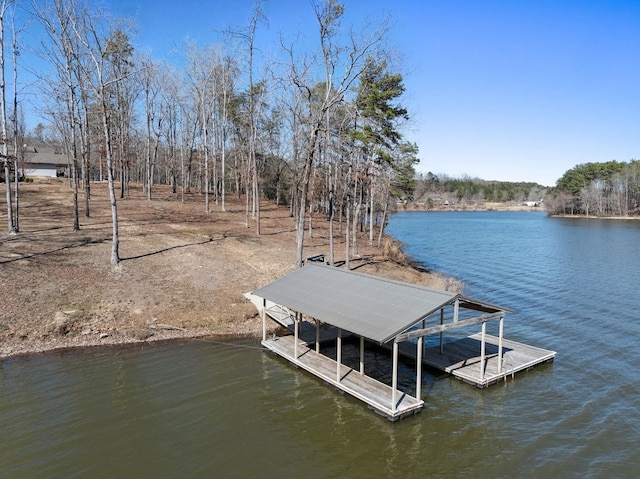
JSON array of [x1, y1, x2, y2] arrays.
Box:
[[396, 311, 504, 342], [294, 312, 299, 359], [416, 336, 423, 399], [262, 298, 266, 342], [497, 315, 504, 373], [439, 308, 444, 353], [392, 342, 398, 413], [480, 321, 486, 381], [336, 328, 342, 382]]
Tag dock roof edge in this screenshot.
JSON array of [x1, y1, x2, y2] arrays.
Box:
[[251, 264, 512, 344]]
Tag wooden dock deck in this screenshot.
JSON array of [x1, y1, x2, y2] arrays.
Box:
[[249, 287, 555, 417], [270, 319, 556, 390], [262, 335, 424, 421], [418, 333, 556, 387]]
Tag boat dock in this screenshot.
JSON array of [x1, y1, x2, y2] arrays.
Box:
[[248, 264, 556, 420]]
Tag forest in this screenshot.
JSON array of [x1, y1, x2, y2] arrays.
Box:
[[1, 0, 418, 268], [412, 162, 640, 218], [412, 172, 547, 208], [545, 160, 640, 217]]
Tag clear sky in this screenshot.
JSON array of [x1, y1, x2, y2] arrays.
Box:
[[38, 1, 640, 186]]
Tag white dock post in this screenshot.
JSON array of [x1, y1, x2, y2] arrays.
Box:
[[392, 342, 399, 413], [315, 319, 320, 353], [262, 298, 266, 342], [480, 321, 486, 381], [359, 336, 364, 374], [337, 328, 342, 382], [439, 309, 444, 353], [294, 312, 299, 359], [416, 336, 423, 399], [497, 316, 504, 374]]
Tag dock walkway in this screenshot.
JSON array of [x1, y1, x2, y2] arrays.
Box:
[[419, 333, 556, 387]]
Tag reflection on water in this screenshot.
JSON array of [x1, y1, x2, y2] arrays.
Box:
[[2, 212, 640, 477]]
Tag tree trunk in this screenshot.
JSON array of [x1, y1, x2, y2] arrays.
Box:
[[328, 188, 334, 265], [100, 91, 120, 267], [369, 181, 374, 246], [377, 197, 388, 248], [345, 192, 351, 270], [0, 0, 15, 234], [11, 18, 18, 232], [295, 128, 320, 267], [81, 94, 91, 217], [353, 201, 360, 257], [145, 83, 152, 201]]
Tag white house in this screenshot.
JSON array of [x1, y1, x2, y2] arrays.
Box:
[[22, 147, 69, 178]]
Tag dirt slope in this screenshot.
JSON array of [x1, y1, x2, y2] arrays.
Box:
[[0, 179, 451, 358]]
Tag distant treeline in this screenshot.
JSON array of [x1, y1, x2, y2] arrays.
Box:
[[545, 160, 640, 217], [413, 172, 546, 206]]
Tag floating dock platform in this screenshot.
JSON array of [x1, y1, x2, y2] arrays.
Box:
[[248, 264, 556, 420], [262, 335, 424, 420], [420, 333, 556, 387]]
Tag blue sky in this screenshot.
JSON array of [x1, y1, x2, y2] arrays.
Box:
[[33, 1, 640, 186]]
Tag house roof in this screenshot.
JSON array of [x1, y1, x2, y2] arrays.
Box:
[[24, 147, 68, 166], [252, 263, 511, 344]]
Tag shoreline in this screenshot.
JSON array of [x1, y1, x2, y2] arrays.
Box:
[[550, 214, 640, 220], [0, 329, 264, 362], [0, 254, 437, 361], [1, 180, 450, 361]]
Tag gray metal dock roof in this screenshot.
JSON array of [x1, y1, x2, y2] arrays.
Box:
[[252, 264, 510, 344]]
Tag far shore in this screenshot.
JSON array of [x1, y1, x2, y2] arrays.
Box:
[[403, 203, 640, 220], [402, 202, 544, 212], [550, 214, 640, 220]]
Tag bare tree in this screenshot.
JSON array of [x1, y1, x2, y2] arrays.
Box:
[[9, 3, 21, 232], [285, 0, 389, 267], [228, 0, 266, 233], [67, 2, 134, 267], [157, 65, 181, 196], [185, 43, 221, 213], [218, 54, 239, 212], [138, 54, 166, 201], [1, 0, 16, 235]]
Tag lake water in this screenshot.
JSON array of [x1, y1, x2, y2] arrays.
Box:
[[2, 211, 639, 478]]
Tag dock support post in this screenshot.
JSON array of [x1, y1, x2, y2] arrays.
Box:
[[294, 312, 299, 359], [416, 336, 423, 399], [497, 316, 504, 373], [359, 336, 364, 374], [480, 321, 486, 381], [439, 309, 444, 354], [315, 320, 320, 353], [262, 298, 266, 342], [392, 342, 398, 413], [337, 328, 342, 382]]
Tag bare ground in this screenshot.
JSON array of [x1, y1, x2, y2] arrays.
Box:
[[0, 179, 457, 359]]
